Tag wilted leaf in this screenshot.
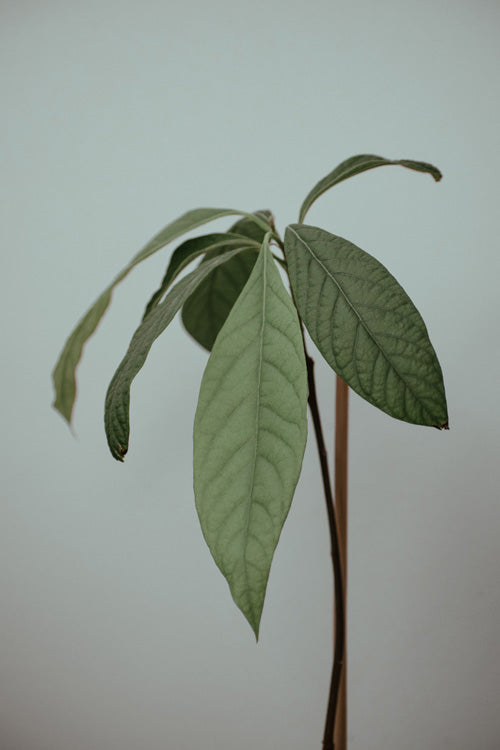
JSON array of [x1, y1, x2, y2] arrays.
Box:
[[105, 246, 253, 461]]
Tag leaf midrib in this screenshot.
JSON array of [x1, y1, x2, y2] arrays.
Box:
[[288, 227, 434, 420], [242, 249, 267, 618]]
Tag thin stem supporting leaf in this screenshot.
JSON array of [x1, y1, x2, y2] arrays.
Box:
[[305, 354, 345, 750], [334, 375, 349, 750]]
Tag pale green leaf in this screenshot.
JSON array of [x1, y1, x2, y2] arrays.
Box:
[[193, 240, 308, 638], [299, 154, 442, 223], [284, 224, 448, 428], [52, 208, 263, 425], [52, 289, 112, 422], [105, 246, 252, 461]]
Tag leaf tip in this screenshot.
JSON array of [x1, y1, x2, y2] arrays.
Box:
[[434, 421, 449, 431], [111, 443, 127, 462], [52, 398, 73, 429], [250, 620, 260, 642]]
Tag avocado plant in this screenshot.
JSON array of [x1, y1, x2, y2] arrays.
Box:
[[52, 154, 448, 749]]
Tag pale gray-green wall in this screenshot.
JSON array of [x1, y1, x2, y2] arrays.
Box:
[[1, 1, 499, 748]]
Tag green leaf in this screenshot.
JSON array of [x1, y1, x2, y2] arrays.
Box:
[[298, 154, 442, 223], [104, 246, 252, 461], [193, 239, 308, 638], [142, 233, 260, 320], [180, 211, 274, 351], [228, 210, 274, 243], [52, 207, 265, 425], [52, 289, 113, 422], [181, 247, 259, 351], [284, 224, 448, 428]]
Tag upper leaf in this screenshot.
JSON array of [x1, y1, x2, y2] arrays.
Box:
[[298, 154, 442, 223], [52, 207, 268, 425], [284, 224, 448, 428], [104, 246, 252, 461], [193, 238, 308, 638]]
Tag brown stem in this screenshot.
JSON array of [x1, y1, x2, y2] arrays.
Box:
[[305, 355, 345, 750], [333, 376, 349, 750]]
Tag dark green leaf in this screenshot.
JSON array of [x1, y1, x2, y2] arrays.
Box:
[[299, 154, 442, 223], [193, 239, 308, 638], [104, 246, 252, 461], [228, 210, 274, 243], [179, 211, 274, 350], [284, 224, 448, 428], [142, 233, 260, 320], [52, 207, 264, 425], [181, 247, 258, 351]]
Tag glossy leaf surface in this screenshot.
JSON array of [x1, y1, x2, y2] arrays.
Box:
[[193, 240, 308, 637], [105, 246, 251, 461], [284, 224, 448, 428], [299, 154, 442, 222], [53, 208, 270, 424]]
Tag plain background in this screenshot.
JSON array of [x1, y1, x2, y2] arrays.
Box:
[[1, 1, 499, 748]]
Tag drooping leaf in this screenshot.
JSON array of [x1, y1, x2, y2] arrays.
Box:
[[52, 289, 113, 422], [142, 233, 260, 320], [298, 154, 442, 223], [52, 207, 270, 425], [105, 246, 253, 461], [180, 211, 274, 350], [181, 247, 259, 351], [284, 224, 448, 428], [193, 239, 308, 638]]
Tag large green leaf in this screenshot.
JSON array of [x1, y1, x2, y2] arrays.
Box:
[[52, 207, 270, 425], [298, 154, 442, 223], [142, 233, 260, 320], [180, 210, 273, 351], [104, 246, 253, 461], [284, 224, 448, 428], [193, 239, 308, 638]]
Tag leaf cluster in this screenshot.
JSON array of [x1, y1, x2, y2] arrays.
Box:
[[52, 155, 448, 637]]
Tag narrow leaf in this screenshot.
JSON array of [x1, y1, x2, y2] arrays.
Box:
[[52, 207, 263, 425], [284, 224, 448, 428], [299, 154, 442, 223], [193, 240, 308, 638], [105, 246, 251, 461], [142, 233, 260, 319], [52, 289, 112, 422]]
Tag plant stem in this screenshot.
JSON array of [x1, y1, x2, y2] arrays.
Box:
[[305, 354, 345, 750], [333, 376, 349, 750]]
